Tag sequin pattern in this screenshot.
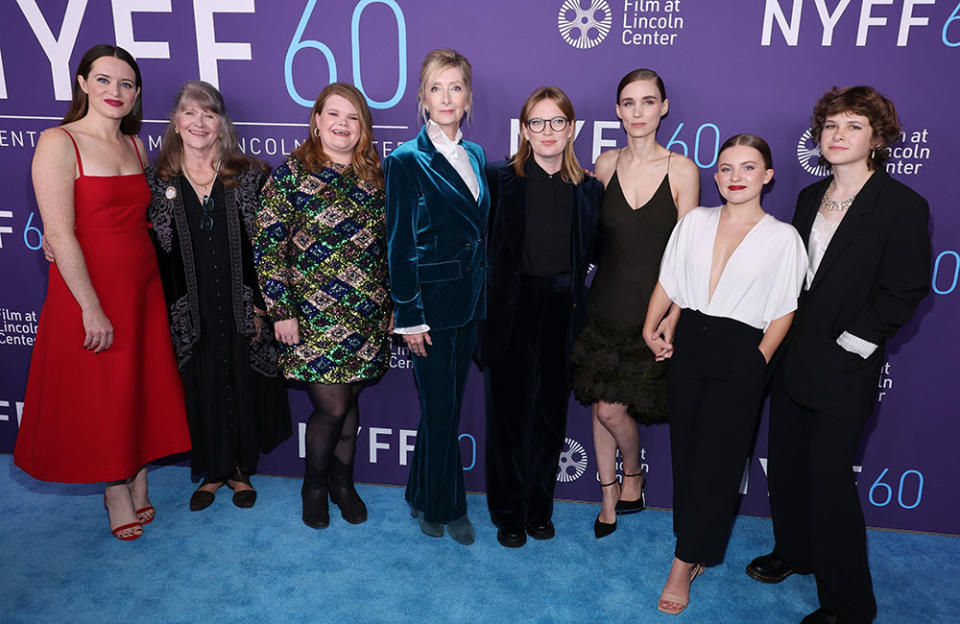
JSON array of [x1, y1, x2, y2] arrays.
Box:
[[255, 159, 390, 383]]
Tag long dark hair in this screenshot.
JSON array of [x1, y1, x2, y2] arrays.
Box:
[[60, 44, 143, 135]]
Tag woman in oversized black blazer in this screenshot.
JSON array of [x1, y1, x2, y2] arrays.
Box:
[[746, 87, 931, 624], [477, 87, 601, 548]]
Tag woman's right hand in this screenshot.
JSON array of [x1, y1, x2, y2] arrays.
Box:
[[274, 318, 300, 345], [82, 306, 114, 353], [403, 331, 432, 358]]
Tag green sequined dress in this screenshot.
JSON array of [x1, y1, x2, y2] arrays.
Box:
[[255, 158, 390, 383]]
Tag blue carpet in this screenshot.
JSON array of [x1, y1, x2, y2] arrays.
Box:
[[1, 455, 957, 624]]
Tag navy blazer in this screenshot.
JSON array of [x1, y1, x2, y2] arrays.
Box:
[[475, 161, 602, 366], [782, 170, 930, 418], [384, 125, 490, 331]]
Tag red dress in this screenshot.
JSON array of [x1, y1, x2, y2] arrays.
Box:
[[14, 131, 191, 483]]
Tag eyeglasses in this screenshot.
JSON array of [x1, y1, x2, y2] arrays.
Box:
[[525, 117, 570, 133], [199, 194, 214, 231]]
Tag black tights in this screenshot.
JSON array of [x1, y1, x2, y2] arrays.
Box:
[[304, 383, 361, 472]]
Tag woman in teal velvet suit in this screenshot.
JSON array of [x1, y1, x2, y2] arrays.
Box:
[[384, 49, 490, 545]]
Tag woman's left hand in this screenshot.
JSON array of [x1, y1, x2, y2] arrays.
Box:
[[643, 330, 674, 361]]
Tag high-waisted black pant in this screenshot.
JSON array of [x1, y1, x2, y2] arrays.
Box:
[[768, 368, 877, 624], [485, 274, 574, 530], [668, 309, 765, 563]]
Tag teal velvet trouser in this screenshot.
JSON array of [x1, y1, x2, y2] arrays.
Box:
[[405, 322, 477, 523]]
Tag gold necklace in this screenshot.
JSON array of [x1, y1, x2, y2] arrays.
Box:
[[182, 157, 221, 195]]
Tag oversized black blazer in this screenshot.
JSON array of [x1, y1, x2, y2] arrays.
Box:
[[781, 170, 930, 419], [475, 161, 602, 367]]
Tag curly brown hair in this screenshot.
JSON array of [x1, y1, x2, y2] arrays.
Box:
[[810, 86, 901, 171], [289, 82, 383, 189]]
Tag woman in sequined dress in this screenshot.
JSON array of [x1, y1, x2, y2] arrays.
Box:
[[255, 82, 391, 529]]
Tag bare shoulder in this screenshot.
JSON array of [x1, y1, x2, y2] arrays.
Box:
[[594, 149, 619, 186], [666, 151, 700, 217], [36, 126, 74, 155], [131, 135, 149, 165], [667, 151, 698, 180], [33, 127, 77, 172]]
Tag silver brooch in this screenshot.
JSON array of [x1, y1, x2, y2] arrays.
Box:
[[165, 186, 177, 200]]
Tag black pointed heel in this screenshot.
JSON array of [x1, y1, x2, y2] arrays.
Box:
[[615, 471, 646, 515], [594, 479, 618, 538]]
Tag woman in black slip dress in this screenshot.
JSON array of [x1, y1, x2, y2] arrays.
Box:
[[571, 68, 699, 538]]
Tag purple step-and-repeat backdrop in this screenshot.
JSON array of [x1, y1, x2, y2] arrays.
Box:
[[0, 0, 957, 535]]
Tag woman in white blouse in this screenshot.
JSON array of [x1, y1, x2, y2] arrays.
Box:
[[642, 134, 807, 615], [384, 49, 490, 545]]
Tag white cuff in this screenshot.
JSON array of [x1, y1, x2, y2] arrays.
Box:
[[836, 331, 878, 359], [394, 324, 430, 335]]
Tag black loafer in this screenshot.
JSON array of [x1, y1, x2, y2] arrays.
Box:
[[189, 489, 215, 511], [800, 608, 843, 624], [525, 520, 555, 540], [232, 489, 257, 509], [746, 552, 795, 583], [497, 526, 527, 548]]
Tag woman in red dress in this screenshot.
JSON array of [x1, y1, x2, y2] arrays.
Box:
[[13, 45, 191, 541]]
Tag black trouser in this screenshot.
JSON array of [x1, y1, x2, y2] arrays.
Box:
[[485, 274, 574, 530], [668, 309, 765, 563], [768, 367, 877, 624]]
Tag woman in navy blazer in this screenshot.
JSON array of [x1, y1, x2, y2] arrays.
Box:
[[745, 86, 931, 624], [384, 49, 490, 545], [477, 87, 601, 548]]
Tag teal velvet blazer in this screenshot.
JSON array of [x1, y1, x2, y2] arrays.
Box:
[[384, 125, 490, 331]]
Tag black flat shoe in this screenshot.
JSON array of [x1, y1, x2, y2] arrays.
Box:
[[227, 469, 257, 509], [189, 477, 222, 511], [189, 489, 215, 511], [800, 608, 844, 624], [615, 472, 646, 515], [232, 489, 257, 508], [497, 526, 526, 548], [746, 552, 795, 583], [526, 520, 555, 540]]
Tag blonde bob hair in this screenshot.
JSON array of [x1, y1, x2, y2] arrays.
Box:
[[417, 48, 473, 124], [511, 86, 583, 185]]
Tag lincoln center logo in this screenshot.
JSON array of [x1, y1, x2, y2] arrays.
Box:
[[556, 437, 588, 482], [558, 0, 613, 49], [797, 128, 830, 177]]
